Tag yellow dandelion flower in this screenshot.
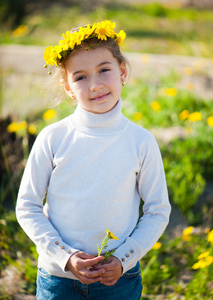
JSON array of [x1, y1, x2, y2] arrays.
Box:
[[106, 229, 119, 240], [115, 30, 126, 46], [183, 226, 193, 236], [188, 112, 202, 122], [28, 124, 37, 135], [193, 256, 213, 269], [151, 101, 161, 112], [7, 122, 20, 133], [198, 252, 210, 260], [43, 109, 56, 121], [19, 121, 28, 130], [133, 112, 143, 121], [182, 234, 191, 242], [12, 24, 28, 37], [184, 67, 193, 76], [179, 110, 189, 120], [192, 261, 202, 269], [95, 21, 115, 41], [166, 88, 177, 97], [207, 116, 213, 127], [152, 242, 162, 250], [43, 46, 57, 66], [207, 229, 213, 244]]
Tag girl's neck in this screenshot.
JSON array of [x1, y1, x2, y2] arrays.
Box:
[[71, 98, 127, 135]]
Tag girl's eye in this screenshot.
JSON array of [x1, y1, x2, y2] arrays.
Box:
[[101, 68, 110, 73], [76, 76, 85, 82]]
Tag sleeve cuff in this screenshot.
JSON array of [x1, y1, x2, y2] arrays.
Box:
[[113, 237, 148, 274]]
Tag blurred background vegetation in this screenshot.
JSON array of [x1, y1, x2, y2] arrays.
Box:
[[0, 1, 213, 299]]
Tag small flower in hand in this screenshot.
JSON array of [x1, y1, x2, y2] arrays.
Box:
[[97, 229, 118, 264]]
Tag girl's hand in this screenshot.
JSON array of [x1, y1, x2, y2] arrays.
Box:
[[93, 255, 123, 286], [66, 251, 105, 284]]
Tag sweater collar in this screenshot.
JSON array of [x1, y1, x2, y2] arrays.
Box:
[[71, 98, 127, 135]]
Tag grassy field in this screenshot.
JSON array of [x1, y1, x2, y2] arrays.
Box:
[[1, 2, 213, 57], [1, 2, 213, 299]]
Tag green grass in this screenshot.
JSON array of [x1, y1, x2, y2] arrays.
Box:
[[1, 2, 213, 57]]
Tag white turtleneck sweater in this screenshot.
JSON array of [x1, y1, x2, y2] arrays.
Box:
[[16, 99, 171, 279]]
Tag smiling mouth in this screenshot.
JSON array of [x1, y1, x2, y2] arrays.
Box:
[[91, 93, 110, 101]]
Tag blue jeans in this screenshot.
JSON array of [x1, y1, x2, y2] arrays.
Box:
[[36, 261, 142, 300]]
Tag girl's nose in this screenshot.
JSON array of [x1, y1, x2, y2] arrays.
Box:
[[89, 76, 104, 91]]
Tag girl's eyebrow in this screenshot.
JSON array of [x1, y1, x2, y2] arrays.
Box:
[[72, 61, 112, 76]]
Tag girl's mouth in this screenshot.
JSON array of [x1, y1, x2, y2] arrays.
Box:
[[91, 93, 109, 101]]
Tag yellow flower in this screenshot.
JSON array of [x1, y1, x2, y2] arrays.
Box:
[[192, 256, 213, 269], [7, 122, 20, 133], [207, 229, 213, 244], [133, 112, 143, 121], [179, 110, 189, 120], [165, 88, 177, 97], [207, 116, 213, 127], [43, 109, 56, 121], [28, 124, 37, 135], [106, 229, 119, 240], [197, 252, 209, 260], [183, 226, 193, 236], [184, 67, 193, 76], [95, 20, 116, 41], [188, 112, 202, 122], [115, 30, 126, 46], [44, 20, 125, 71], [12, 25, 28, 37], [19, 121, 28, 130], [152, 242, 162, 250], [151, 101, 161, 112], [43, 46, 57, 66]]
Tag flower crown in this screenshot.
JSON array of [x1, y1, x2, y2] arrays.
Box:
[[43, 20, 126, 74]]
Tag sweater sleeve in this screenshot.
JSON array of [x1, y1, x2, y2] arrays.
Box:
[[113, 134, 171, 273], [16, 128, 78, 272]]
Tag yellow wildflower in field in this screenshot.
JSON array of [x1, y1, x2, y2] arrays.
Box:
[[7, 122, 20, 133], [188, 112, 202, 122], [7, 121, 28, 133], [28, 124, 37, 135], [184, 67, 193, 76], [183, 226, 193, 235], [19, 121, 28, 130], [151, 101, 161, 112], [133, 112, 143, 121], [197, 252, 210, 260], [207, 116, 213, 127], [43, 109, 56, 121], [179, 110, 189, 120], [12, 25, 28, 37], [207, 229, 213, 245], [152, 242, 162, 250], [166, 88, 177, 97], [192, 256, 213, 269], [182, 226, 193, 241]]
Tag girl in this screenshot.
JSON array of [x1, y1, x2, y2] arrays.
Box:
[[16, 20, 171, 300]]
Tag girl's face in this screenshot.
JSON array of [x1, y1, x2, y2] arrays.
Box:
[[64, 47, 127, 114]]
